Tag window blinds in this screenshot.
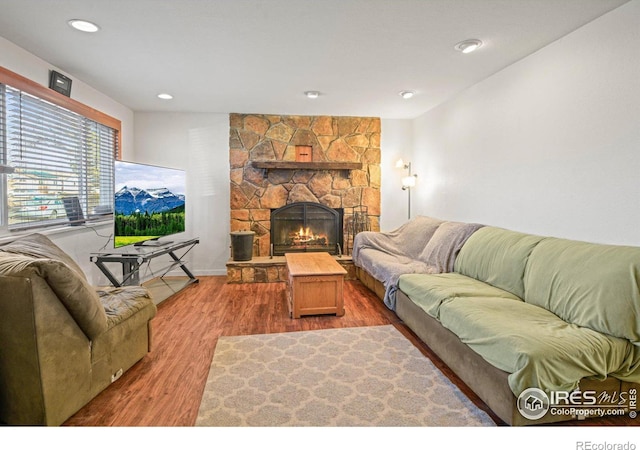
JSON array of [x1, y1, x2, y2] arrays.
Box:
[[2, 85, 116, 229]]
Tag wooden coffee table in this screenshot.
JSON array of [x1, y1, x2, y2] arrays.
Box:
[[285, 252, 347, 318]]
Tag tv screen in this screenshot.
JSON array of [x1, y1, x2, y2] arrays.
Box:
[[114, 160, 186, 248]]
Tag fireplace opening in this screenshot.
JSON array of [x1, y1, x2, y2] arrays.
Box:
[[271, 202, 343, 256]]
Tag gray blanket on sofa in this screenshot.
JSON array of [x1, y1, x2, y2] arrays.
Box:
[[352, 216, 484, 309]]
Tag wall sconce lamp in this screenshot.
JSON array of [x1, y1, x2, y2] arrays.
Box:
[[402, 175, 417, 190], [396, 159, 418, 220]]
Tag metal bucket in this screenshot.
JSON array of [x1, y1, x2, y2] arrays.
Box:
[[230, 231, 255, 261]]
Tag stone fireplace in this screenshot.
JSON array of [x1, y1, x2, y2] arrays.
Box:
[[227, 113, 380, 283]]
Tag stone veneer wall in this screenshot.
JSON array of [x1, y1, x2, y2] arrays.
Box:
[[229, 113, 381, 258]]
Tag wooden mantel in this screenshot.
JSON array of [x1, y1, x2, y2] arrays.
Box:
[[252, 161, 363, 171]]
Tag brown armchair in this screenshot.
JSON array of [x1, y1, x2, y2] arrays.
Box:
[[0, 233, 156, 425]]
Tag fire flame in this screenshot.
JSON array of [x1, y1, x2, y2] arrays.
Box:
[[288, 225, 327, 245]]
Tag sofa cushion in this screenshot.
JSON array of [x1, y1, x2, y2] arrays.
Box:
[[524, 237, 640, 344], [454, 226, 544, 299], [398, 273, 522, 319], [417, 221, 484, 273], [438, 296, 640, 396], [96, 286, 155, 328]]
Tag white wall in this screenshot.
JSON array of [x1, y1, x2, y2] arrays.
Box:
[[0, 37, 136, 282], [0, 36, 135, 155], [410, 0, 640, 246], [380, 119, 414, 231], [133, 113, 231, 276]]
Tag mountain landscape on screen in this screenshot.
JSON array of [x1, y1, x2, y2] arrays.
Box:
[[115, 186, 185, 215]]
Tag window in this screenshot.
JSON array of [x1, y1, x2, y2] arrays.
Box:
[[0, 67, 120, 231]]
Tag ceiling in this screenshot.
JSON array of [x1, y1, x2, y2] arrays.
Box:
[[0, 0, 630, 119]]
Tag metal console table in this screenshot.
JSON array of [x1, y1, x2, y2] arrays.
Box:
[[90, 238, 199, 288]]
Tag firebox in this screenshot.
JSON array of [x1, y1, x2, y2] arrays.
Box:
[[270, 202, 343, 256]]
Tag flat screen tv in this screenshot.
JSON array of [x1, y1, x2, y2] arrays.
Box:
[[114, 160, 186, 248]]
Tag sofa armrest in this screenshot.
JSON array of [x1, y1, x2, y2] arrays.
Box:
[[0, 275, 42, 424], [0, 274, 93, 425]]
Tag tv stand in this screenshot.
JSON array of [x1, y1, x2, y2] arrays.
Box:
[[91, 238, 199, 290]]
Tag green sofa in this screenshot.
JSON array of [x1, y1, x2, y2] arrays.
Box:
[[0, 233, 157, 426], [356, 223, 640, 425]]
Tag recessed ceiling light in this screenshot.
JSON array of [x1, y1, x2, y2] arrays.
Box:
[[67, 19, 100, 33], [399, 90, 415, 99], [455, 39, 483, 54], [157, 93, 173, 100], [304, 91, 320, 99]]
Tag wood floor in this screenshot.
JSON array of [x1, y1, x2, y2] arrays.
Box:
[[64, 276, 635, 427]]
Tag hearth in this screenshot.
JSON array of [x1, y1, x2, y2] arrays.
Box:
[[271, 202, 343, 256]]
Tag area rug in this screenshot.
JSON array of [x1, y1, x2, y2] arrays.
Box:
[[195, 325, 496, 426]]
